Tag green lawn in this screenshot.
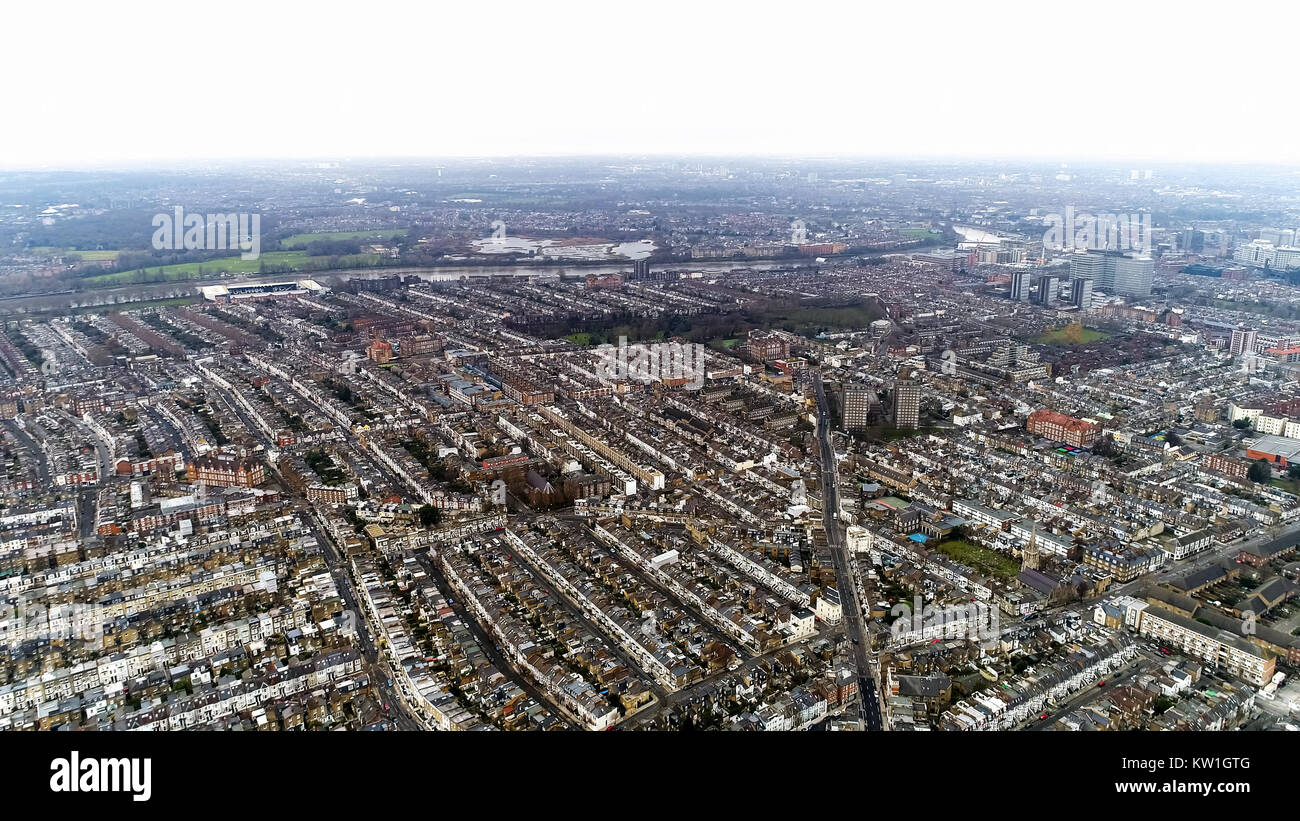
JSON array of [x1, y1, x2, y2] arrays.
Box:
[[87, 252, 385, 286], [1270, 477, 1300, 496], [930, 539, 1021, 582], [755, 300, 883, 335], [1034, 325, 1110, 346], [29, 247, 121, 261], [278, 229, 407, 248]]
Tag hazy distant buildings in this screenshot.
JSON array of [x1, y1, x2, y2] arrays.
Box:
[[1033, 274, 1058, 305], [1258, 227, 1298, 247], [1071, 277, 1093, 310], [913, 249, 970, 272], [1180, 228, 1229, 254], [1010, 269, 1031, 302], [1234, 239, 1300, 271], [978, 247, 1025, 265], [1068, 251, 1107, 282], [1230, 327, 1258, 357], [1111, 255, 1154, 297], [1067, 250, 1152, 297]]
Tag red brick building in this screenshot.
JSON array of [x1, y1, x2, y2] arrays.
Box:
[[747, 331, 789, 362], [186, 453, 266, 487], [584, 273, 624, 290], [307, 484, 351, 505], [367, 339, 394, 364], [1202, 452, 1249, 481], [1026, 408, 1100, 448]]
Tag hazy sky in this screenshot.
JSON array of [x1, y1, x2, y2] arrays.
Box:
[[4, 1, 1293, 168]]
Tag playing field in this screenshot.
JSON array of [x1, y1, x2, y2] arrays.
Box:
[[278, 229, 407, 248], [87, 251, 385, 285], [29, 247, 121, 261], [1034, 325, 1109, 346]]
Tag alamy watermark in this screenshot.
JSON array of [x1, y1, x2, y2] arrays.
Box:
[[38, 347, 58, 376], [1, 599, 104, 644], [1238, 350, 1267, 376], [940, 348, 958, 376], [790, 219, 808, 244], [790, 478, 807, 507], [50, 752, 151, 802], [152, 206, 261, 260], [594, 336, 706, 390], [1043, 207, 1153, 254], [3, 598, 360, 644]]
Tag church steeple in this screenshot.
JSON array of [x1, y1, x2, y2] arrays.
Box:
[[1022, 522, 1040, 571]]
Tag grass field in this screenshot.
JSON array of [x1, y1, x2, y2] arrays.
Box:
[[1034, 325, 1110, 346], [757, 300, 883, 335], [1270, 477, 1300, 496], [278, 229, 407, 248], [930, 539, 1021, 581], [899, 228, 942, 241], [87, 252, 385, 286], [30, 247, 121, 261]]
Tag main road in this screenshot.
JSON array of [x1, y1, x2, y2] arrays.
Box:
[[813, 371, 884, 731], [300, 503, 423, 730]]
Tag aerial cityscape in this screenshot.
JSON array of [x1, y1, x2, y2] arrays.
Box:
[[1, 0, 1292, 805], [2, 157, 1298, 738]]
